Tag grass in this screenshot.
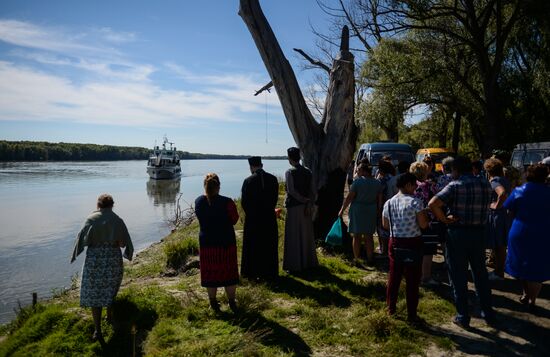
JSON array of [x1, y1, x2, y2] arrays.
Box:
[[164, 236, 199, 270], [0, 190, 456, 356]]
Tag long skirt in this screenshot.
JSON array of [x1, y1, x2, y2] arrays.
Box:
[[199, 245, 239, 287], [80, 245, 123, 307], [283, 205, 319, 272]]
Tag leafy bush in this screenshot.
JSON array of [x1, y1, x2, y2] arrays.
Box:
[[164, 237, 199, 270]]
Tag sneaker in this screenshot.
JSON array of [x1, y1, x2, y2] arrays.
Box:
[[519, 294, 529, 305], [488, 272, 504, 281], [421, 278, 440, 287], [451, 316, 470, 329]]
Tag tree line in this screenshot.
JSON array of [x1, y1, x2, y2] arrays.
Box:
[[0, 141, 285, 161], [303, 0, 550, 156]]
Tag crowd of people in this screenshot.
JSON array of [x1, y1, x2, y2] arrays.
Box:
[[350, 153, 550, 327], [71, 147, 550, 342]]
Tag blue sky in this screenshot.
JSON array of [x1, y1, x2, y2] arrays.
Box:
[[0, 1, 332, 155]]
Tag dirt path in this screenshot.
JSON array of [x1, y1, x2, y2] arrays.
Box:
[[422, 261, 550, 356]]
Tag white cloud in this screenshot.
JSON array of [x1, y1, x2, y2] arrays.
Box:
[[98, 27, 136, 43], [164, 62, 281, 108], [11, 49, 156, 81], [0, 61, 279, 127], [0, 19, 111, 56], [0, 20, 283, 129]]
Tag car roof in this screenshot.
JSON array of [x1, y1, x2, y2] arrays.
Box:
[[359, 142, 413, 151], [416, 148, 454, 154], [513, 142, 550, 150]]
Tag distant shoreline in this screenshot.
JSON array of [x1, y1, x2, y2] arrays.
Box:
[[0, 140, 286, 161]]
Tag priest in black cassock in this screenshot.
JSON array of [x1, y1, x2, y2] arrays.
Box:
[[240, 156, 280, 280]]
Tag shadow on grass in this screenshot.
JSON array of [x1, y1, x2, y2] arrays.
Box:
[[100, 297, 159, 356], [266, 265, 386, 307], [221, 311, 312, 356]]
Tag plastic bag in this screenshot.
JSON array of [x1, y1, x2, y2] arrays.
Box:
[[325, 217, 343, 246]]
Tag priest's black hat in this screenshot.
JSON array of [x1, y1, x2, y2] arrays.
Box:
[[248, 156, 262, 166]]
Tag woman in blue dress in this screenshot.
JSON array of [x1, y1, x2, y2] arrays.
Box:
[[504, 163, 550, 310], [339, 163, 382, 264], [484, 158, 512, 280]]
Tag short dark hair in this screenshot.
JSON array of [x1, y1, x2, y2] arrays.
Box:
[[396, 172, 417, 189], [378, 159, 396, 175], [97, 194, 114, 208], [357, 162, 372, 176], [526, 163, 549, 184], [441, 156, 454, 172], [287, 147, 300, 162], [471, 160, 483, 172], [452, 156, 472, 175]]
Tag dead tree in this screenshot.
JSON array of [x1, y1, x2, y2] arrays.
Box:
[[239, 0, 357, 240]]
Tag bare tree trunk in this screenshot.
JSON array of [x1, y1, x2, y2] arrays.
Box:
[[438, 118, 448, 148], [382, 125, 399, 142], [239, 0, 357, 240], [452, 111, 462, 153]]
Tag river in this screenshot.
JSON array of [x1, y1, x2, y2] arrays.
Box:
[[0, 159, 288, 324]]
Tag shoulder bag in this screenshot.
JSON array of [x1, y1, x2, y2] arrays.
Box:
[[389, 199, 423, 265]]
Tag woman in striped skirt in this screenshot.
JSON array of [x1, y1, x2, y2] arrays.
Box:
[[194, 173, 239, 312]]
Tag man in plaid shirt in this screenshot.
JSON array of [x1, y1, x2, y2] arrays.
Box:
[[429, 156, 494, 328]]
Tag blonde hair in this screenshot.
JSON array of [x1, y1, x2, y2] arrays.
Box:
[[484, 158, 504, 177], [204, 173, 220, 201], [409, 161, 429, 181]]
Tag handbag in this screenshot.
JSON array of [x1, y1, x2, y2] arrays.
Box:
[[421, 221, 446, 255], [388, 199, 422, 265], [325, 217, 344, 246]]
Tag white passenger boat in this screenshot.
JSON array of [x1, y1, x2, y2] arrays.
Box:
[[146, 137, 182, 180]]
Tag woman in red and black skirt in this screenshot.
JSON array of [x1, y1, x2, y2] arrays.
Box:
[[195, 173, 240, 312]]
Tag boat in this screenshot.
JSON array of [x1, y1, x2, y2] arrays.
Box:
[[146, 137, 182, 180]]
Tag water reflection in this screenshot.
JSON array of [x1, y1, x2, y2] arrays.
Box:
[[146, 178, 181, 206]]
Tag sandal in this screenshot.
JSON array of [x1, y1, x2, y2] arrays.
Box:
[[519, 295, 529, 305]]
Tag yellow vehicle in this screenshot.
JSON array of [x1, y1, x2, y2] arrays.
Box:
[[416, 148, 456, 172]]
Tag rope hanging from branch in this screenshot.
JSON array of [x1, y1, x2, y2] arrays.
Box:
[[265, 90, 268, 144]]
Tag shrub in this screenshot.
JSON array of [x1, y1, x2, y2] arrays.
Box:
[[164, 237, 199, 270]]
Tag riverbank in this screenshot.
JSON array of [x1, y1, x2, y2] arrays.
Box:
[[1, 194, 548, 356], [0, 140, 286, 161]]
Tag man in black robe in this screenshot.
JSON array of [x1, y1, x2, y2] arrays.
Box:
[[241, 156, 279, 280]]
